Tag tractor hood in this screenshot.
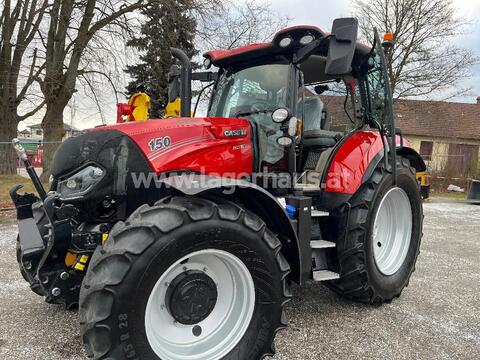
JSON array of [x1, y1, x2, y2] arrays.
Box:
[[51, 117, 253, 180]]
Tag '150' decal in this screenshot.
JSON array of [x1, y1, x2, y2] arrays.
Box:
[[148, 136, 172, 151]]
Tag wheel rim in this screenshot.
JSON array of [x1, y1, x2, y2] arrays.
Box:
[[373, 187, 413, 275], [145, 249, 255, 360]]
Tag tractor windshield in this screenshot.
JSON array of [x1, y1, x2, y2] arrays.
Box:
[[209, 64, 290, 118], [209, 64, 291, 168]]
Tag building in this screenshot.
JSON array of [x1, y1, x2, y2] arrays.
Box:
[[394, 98, 480, 178], [17, 129, 32, 139], [20, 122, 81, 141], [324, 96, 480, 179], [16, 123, 82, 167]]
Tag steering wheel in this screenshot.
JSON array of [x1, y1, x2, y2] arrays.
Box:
[[250, 101, 271, 113], [250, 101, 278, 136]]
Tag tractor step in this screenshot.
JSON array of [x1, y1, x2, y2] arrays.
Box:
[[312, 270, 340, 281], [311, 209, 329, 217], [294, 183, 320, 193], [310, 240, 336, 249]]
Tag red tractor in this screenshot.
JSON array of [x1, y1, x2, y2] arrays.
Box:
[[11, 18, 425, 360]]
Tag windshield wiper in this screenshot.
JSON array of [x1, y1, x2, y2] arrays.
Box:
[[234, 109, 274, 118]]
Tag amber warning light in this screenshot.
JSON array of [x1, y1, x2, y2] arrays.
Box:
[[382, 32, 395, 48]]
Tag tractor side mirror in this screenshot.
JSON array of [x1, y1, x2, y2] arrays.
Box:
[[325, 18, 358, 76]]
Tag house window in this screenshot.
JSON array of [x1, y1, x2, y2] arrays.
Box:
[[36, 130, 42, 136], [419, 141, 433, 161]]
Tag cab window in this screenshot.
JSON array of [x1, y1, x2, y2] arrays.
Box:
[[367, 52, 389, 124]]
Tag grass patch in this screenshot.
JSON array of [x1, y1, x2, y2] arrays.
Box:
[[0, 175, 47, 208], [0, 211, 16, 224], [430, 190, 467, 201]]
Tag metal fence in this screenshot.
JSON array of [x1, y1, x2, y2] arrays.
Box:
[[423, 153, 479, 192], [0, 141, 62, 176], [425, 153, 479, 179]]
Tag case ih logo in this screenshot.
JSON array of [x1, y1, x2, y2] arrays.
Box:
[[223, 129, 247, 137]]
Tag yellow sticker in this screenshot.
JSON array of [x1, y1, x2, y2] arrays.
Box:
[[74, 262, 86, 271], [102, 233, 109, 244]]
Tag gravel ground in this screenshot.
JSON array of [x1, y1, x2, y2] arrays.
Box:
[[0, 200, 479, 360]]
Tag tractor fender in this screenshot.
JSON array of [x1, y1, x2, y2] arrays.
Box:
[[397, 146, 426, 172], [361, 146, 427, 187], [324, 131, 387, 195], [160, 174, 303, 283], [324, 131, 426, 196]]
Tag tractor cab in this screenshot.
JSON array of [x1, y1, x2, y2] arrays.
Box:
[[171, 19, 400, 196]]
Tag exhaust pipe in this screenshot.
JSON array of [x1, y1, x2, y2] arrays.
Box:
[[171, 48, 192, 117]]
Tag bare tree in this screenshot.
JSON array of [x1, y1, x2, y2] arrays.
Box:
[[37, 0, 146, 179], [65, 0, 225, 128], [197, 0, 289, 51], [0, 0, 48, 174], [191, 0, 289, 116], [354, 0, 477, 99]]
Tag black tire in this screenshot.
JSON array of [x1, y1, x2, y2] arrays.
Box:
[[326, 157, 423, 303], [16, 201, 48, 296], [79, 196, 291, 360]]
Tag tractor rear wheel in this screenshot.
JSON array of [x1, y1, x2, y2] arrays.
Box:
[[327, 157, 423, 303], [16, 201, 48, 296], [79, 196, 291, 360]]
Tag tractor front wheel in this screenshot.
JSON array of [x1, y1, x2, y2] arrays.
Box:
[[79, 196, 291, 360]]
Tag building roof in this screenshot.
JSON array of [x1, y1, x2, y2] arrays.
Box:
[[63, 123, 81, 132], [394, 99, 480, 141], [322, 96, 480, 141], [28, 123, 80, 132]]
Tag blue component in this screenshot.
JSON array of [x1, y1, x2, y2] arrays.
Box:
[[285, 204, 297, 219]]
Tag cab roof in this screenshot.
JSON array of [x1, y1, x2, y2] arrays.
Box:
[[204, 25, 371, 71]]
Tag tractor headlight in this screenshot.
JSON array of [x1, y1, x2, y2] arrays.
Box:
[[272, 108, 290, 123], [300, 34, 315, 45], [277, 136, 293, 146], [57, 165, 105, 198], [279, 36, 293, 48], [203, 57, 212, 69]]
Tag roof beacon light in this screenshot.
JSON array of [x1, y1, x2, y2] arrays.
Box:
[[300, 34, 315, 45], [279, 36, 293, 48], [382, 32, 394, 48]]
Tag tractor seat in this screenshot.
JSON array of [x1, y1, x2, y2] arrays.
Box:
[[299, 96, 343, 148], [303, 129, 343, 148]]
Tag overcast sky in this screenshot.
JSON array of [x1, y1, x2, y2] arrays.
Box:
[[270, 0, 480, 103], [19, 0, 480, 131]]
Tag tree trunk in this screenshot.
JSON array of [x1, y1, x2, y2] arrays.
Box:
[[0, 112, 19, 175], [40, 105, 65, 181]]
